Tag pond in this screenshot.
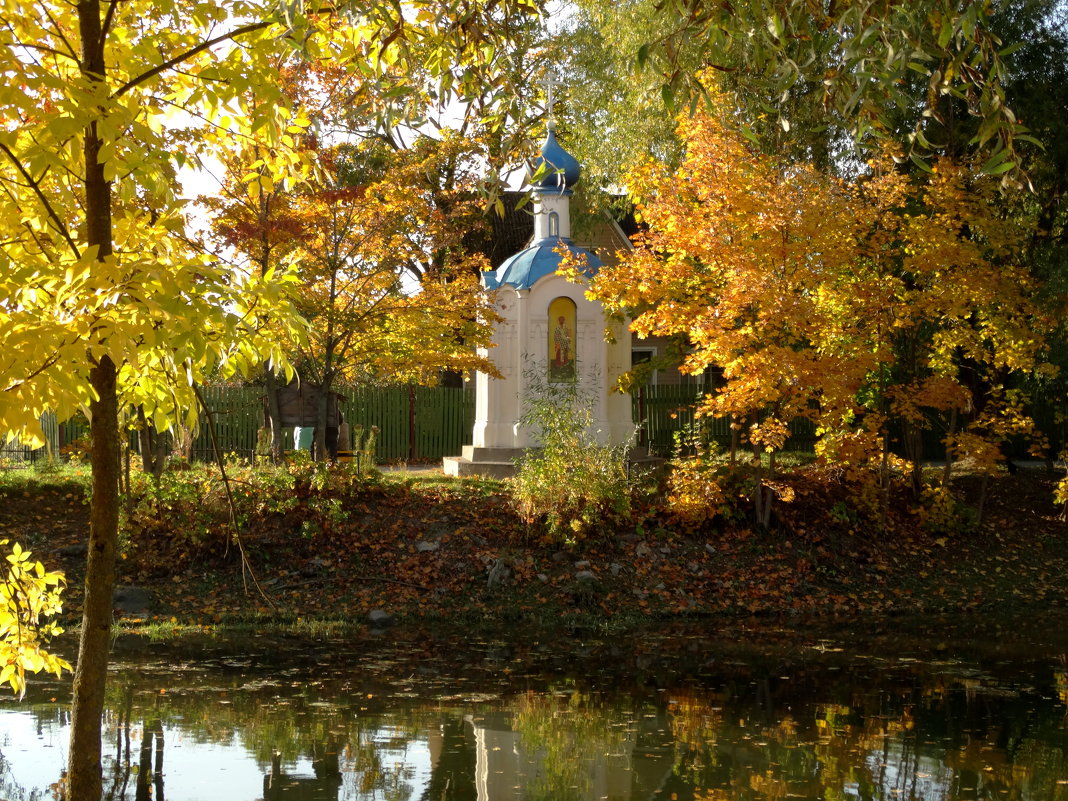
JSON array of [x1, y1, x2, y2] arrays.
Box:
[[1, 618, 1066, 801]]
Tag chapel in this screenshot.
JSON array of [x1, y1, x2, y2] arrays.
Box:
[[443, 125, 634, 478]]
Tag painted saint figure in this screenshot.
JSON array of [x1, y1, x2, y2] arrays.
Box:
[[548, 297, 577, 382], [554, 316, 572, 366]]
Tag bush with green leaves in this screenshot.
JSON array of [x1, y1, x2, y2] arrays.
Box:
[[126, 449, 376, 550], [666, 426, 733, 528], [511, 379, 636, 544], [348, 424, 379, 477]]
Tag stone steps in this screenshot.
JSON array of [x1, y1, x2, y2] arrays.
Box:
[[442, 446, 661, 480], [442, 446, 523, 478]]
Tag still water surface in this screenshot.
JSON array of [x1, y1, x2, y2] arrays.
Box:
[[0, 620, 1066, 801]]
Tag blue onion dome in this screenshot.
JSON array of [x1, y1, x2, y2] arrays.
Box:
[[484, 239, 602, 291], [532, 127, 581, 191]]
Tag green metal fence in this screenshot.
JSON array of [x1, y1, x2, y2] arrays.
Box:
[[634, 384, 818, 457], [190, 385, 263, 461], [0, 412, 91, 466], [0, 385, 477, 467], [189, 384, 477, 462], [7, 382, 1052, 467], [338, 385, 475, 461]]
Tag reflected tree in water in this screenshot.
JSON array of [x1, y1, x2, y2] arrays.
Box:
[[658, 668, 1068, 801], [100, 684, 166, 801], [0, 753, 50, 801], [510, 687, 661, 801], [4, 637, 1068, 801]]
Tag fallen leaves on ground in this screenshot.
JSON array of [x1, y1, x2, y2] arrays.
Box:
[[2, 467, 1066, 627]]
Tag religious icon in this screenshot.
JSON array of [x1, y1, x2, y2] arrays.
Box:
[[548, 296, 576, 382]]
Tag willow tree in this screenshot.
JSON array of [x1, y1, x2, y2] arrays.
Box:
[[534, 0, 1052, 214], [581, 0, 1034, 177], [0, 0, 542, 797]]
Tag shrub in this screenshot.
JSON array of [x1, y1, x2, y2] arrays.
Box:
[[667, 446, 730, 528], [915, 483, 975, 536], [511, 380, 635, 544], [348, 424, 379, 477]]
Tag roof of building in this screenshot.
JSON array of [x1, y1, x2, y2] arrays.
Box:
[[483, 237, 602, 291]]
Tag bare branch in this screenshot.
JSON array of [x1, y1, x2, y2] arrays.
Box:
[[10, 42, 79, 63], [1, 351, 65, 394]]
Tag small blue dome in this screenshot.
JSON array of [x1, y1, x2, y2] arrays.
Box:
[[483, 237, 602, 291], [532, 129, 581, 191]]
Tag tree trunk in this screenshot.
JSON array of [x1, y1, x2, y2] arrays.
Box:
[[124, 439, 132, 519], [153, 429, 169, 474], [136, 407, 167, 477], [70, 3, 119, 798], [314, 385, 329, 462], [69, 356, 120, 801], [976, 473, 991, 526], [942, 406, 958, 488], [880, 430, 891, 531], [137, 408, 154, 474], [311, 367, 339, 462], [264, 368, 284, 462], [751, 429, 767, 527], [729, 414, 739, 466], [902, 419, 923, 497]]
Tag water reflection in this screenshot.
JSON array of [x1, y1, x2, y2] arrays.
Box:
[[0, 626, 1065, 801]]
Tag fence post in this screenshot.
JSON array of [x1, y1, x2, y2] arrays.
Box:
[[408, 384, 416, 462], [637, 386, 647, 448]]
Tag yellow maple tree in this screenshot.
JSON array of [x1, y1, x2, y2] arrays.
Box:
[[0, 0, 542, 794], [589, 103, 1053, 522]]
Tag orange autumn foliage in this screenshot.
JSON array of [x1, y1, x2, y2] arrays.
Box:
[[286, 136, 501, 386], [591, 106, 1054, 484]]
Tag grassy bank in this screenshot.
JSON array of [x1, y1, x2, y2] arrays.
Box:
[[1, 458, 1067, 642]]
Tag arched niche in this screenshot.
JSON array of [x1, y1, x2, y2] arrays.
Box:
[[547, 296, 577, 382]]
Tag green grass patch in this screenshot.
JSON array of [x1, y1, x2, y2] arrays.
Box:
[[379, 471, 505, 495], [119, 618, 219, 642], [119, 610, 372, 642], [0, 461, 90, 494]]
